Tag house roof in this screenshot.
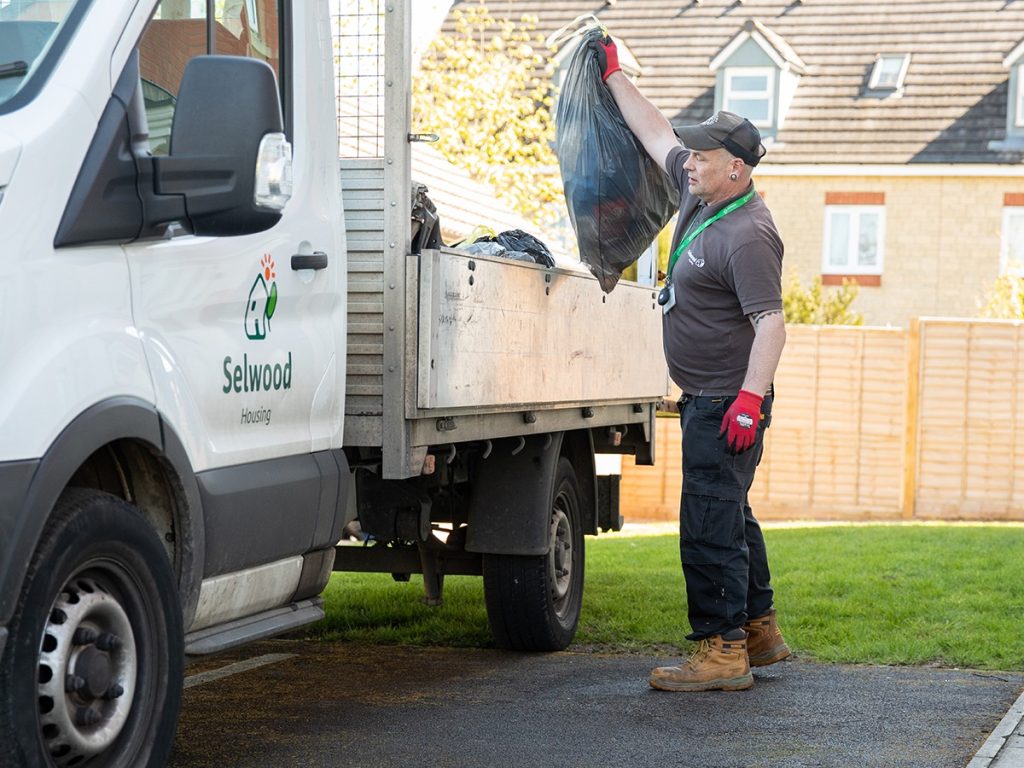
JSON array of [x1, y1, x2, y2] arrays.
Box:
[[411, 144, 583, 265], [410, 143, 544, 244], [710, 18, 807, 74], [1006, 36, 1024, 68], [337, 94, 562, 250], [448, 0, 1024, 165]]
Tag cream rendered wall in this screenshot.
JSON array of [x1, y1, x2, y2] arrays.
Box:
[[753, 174, 1024, 327]]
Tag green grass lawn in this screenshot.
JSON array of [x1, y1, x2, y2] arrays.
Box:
[[310, 524, 1024, 671]]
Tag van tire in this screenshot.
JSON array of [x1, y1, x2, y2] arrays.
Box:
[[0, 488, 183, 768], [482, 457, 584, 651]]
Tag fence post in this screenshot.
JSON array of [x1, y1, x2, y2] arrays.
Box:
[[901, 318, 921, 519]]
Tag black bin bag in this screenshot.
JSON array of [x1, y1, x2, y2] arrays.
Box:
[[555, 28, 679, 292]]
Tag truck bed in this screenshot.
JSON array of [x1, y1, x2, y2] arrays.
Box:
[[340, 160, 666, 475]]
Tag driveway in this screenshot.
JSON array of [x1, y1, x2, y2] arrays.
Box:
[[170, 640, 1023, 768]]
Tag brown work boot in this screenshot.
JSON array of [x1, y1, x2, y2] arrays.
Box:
[[649, 634, 753, 692], [743, 609, 791, 667]]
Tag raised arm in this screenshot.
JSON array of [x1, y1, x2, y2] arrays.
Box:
[[591, 37, 680, 173]]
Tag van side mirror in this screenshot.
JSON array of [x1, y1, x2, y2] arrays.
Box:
[[150, 55, 291, 237]]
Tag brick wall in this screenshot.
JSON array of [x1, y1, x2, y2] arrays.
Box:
[[754, 175, 1024, 327], [140, 0, 281, 96]]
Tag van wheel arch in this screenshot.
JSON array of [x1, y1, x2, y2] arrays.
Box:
[[0, 398, 204, 631]]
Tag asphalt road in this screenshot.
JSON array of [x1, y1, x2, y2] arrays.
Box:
[[169, 639, 1023, 768]]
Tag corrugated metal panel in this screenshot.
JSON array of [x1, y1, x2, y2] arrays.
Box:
[[341, 158, 385, 446]]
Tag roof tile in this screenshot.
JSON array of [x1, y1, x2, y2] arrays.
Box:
[[447, 0, 1024, 164]]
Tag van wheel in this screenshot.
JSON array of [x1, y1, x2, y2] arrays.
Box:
[[482, 457, 584, 651], [0, 489, 183, 767]]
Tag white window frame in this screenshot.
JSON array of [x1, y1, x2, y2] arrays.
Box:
[[822, 205, 886, 275], [869, 54, 910, 91], [245, 0, 260, 33], [1002, 207, 1024, 276], [722, 67, 775, 128], [1016, 64, 1024, 129]]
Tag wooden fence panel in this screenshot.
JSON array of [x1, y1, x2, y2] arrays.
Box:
[[755, 326, 907, 519], [619, 320, 1024, 522], [915, 319, 1024, 519], [753, 328, 818, 513], [619, 416, 681, 520]]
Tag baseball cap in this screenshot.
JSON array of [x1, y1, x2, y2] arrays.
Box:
[[673, 110, 767, 167]]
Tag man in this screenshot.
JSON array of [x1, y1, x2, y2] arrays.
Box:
[[592, 35, 790, 692]]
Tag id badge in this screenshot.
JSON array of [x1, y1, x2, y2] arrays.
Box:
[[660, 283, 676, 314]]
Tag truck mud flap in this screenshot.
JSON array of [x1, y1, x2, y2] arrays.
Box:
[[465, 434, 563, 556]]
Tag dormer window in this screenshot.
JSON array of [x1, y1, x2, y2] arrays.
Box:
[[723, 68, 774, 127], [709, 19, 805, 142], [1017, 70, 1024, 128], [869, 54, 910, 91], [992, 37, 1024, 151]]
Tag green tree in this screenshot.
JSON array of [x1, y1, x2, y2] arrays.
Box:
[[979, 274, 1024, 319], [412, 1, 563, 228], [783, 271, 863, 325]]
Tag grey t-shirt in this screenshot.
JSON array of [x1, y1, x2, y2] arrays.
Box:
[[662, 146, 784, 396]]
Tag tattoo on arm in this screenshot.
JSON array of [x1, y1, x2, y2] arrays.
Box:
[[750, 309, 782, 329]]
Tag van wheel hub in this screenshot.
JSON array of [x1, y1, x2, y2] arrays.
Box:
[[37, 576, 137, 764]]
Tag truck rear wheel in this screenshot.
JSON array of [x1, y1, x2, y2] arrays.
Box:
[[0, 489, 183, 768], [482, 457, 584, 651]]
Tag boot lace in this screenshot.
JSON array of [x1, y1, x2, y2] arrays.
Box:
[[685, 638, 713, 669]]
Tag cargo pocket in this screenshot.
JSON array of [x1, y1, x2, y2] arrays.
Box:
[[681, 494, 745, 564], [682, 398, 745, 502]]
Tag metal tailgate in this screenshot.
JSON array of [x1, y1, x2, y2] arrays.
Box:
[[416, 247, 667, 411]]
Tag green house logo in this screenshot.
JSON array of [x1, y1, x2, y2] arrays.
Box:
[[245, 254, 278, 340]]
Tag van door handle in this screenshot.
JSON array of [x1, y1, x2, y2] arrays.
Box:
[[291, 252, 328, 271]]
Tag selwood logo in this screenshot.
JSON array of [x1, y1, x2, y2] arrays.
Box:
[[222, 255, 293, 404], [222, 353, 292, 394], [246, 254, 278, 340]]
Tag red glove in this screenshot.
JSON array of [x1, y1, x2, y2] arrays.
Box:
[[590, 35, 621, 82], [719, 390, 764, 455]]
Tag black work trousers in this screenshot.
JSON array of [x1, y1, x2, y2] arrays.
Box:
[[678, 393, 775, 641]]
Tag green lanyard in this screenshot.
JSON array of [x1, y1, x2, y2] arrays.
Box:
[[666, 189, 755, 281]]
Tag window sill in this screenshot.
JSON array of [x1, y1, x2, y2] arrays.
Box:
[[822, 274, 881, 287]]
